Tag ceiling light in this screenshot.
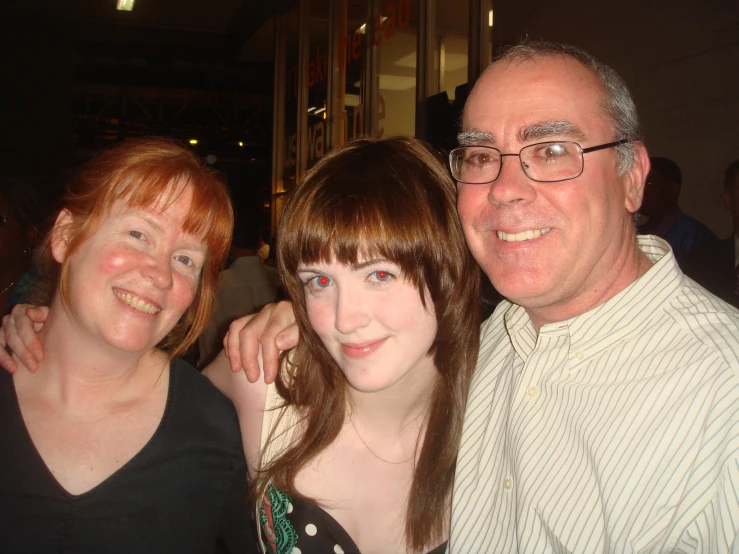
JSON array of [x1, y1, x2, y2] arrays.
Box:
[[238, 141, 244, 147], [489, 9, 494, 27], [189, 139, 198, 145], [117, 0, 135, 11]]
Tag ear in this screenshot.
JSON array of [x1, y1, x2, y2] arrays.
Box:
[[50, 209, 74, 263], [623, 143, 650, 214]]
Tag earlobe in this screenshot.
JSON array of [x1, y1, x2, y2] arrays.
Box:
[[624, 143, 650, 214], [50, 209, 74, 263]]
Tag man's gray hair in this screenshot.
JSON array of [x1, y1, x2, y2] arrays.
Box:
[[491, 40, 642, 175]]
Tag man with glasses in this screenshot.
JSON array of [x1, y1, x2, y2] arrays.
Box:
[[3, 41, 739, 553], [448, 41, 739, 553]]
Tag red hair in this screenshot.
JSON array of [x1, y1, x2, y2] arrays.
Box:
[[34, 137, 234, 357]]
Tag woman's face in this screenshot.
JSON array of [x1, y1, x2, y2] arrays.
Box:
[[53, 184, 208, 354], [298, 256, 438, 394]]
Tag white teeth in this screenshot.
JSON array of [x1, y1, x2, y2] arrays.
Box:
[[115, 291, 159, 314], [496, 228, 551, 242]]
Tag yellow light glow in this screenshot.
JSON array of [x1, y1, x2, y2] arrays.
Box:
[[238, 141, 244, 147], [117, 0, 135, 11], [323, 111, 327, 120], [489, 9, 494, 27], [189, 139, 198, 145]]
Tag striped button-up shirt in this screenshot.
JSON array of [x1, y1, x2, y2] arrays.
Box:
[[450, 236, 739, 554]]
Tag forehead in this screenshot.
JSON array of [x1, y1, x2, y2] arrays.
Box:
[[463, 57, 610, 143]]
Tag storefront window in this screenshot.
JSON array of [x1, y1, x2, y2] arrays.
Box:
[[306, 0, 330, 170], [436, 0, 468, 102], [340, 0, 369, 141], [282, 4, 300, 194], [375, 0, 418, 137]]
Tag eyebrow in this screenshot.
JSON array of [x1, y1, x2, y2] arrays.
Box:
[[457, 120, 587, 148], [296, 258, 391, 273], [457, 129, 495, 146], [352, 259, 389, 270], [519, 120, 586, 142]]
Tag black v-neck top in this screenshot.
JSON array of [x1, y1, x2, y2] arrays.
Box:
[[0, 358, 256, 554]]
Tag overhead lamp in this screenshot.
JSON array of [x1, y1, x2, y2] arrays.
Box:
[[238, 141, 244, 147], [117, 0, 135, 11], [189, 139, 198, 145]]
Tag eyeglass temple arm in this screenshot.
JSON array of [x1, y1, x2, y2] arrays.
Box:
[[581, 139, 630, 154]]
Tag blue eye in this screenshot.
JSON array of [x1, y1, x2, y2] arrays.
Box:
[[176, 255, 193, 267]]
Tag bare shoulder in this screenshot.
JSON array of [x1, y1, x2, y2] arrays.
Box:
[[203, 351, 268, 475]]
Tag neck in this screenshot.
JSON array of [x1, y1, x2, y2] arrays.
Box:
[[528, 231, 653, 331], [347, 362, 437, 434], [25, 302, 165, 411]]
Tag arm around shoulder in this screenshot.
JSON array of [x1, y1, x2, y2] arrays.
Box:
[[203, 351, 268, 476]]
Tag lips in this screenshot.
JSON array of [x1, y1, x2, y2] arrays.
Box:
[[114, 289, 161, 315], [341, 338, 388, 358]]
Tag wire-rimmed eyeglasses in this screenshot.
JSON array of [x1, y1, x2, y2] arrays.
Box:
[[449, 139, 630, 184]]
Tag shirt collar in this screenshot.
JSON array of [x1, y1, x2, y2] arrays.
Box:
[[503, 235, 680, 360]]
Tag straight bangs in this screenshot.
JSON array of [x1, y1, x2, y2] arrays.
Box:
[[279, 139, 460, 301]]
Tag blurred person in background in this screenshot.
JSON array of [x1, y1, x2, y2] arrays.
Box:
[[638, 156, 716, 263]]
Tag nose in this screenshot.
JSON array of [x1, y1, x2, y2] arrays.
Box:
[[486, 153, 536, 207], [141, 253, 174, 289], [334, 288, 370, 335]]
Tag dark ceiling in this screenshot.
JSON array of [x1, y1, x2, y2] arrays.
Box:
[[1, 0, 287, 202]]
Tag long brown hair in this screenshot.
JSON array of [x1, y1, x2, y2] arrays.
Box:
[[33, 137, 233, 358], [258, 136, 480, 552]]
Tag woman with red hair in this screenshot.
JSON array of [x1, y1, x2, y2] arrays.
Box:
[[0, 138, 253, 553]]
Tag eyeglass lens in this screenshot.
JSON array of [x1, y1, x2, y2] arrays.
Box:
[[451, 142, 584, 184]]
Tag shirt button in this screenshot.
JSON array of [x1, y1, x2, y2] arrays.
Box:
[[526, 385, 539, 400], [504, 477, 513, 490], [575, 351, 585, 360]]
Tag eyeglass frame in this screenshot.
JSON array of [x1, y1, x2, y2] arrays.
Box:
[[449, 139, 631, 185]]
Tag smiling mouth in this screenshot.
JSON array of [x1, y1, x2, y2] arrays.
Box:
[[496, 228, 552, 242], [114, 290, 161, 315]]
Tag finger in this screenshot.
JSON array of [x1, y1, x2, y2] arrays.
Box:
[[237, 307, 276, 383], [266, 324, 300, 383], [0, 317, 18, 373], [4, 305, 38, 372], [224, 312, 260, 376], [250, 301, 297, 384]]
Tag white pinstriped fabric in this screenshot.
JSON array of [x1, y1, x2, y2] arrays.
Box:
[[450, 236, 739, 554]]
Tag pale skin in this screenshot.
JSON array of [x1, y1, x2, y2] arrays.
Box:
[[1, 57, 653, 383], [2, 258, 446, 554], [10, 185, 206, 495]]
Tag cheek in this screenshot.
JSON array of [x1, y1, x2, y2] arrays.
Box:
[[305, 297, 334, 336], [171, 274, 199, 310], [96, 245, 137, 275]]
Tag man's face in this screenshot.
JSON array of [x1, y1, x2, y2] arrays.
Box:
[[456, 56, 645, 326]]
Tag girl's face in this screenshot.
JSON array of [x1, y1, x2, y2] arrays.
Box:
[[297, 256, 438, 394]]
